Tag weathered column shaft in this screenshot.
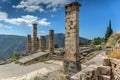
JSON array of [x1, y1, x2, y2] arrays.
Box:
[[32, 23, 38, 52], [37, 37, 39, 49], [26, 35, 32, 53], [64, 2, 81, 77], [40, 36, 46, 52], [49, 30, 54, 53]]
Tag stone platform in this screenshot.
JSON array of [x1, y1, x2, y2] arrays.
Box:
[[18, 52, 48, 64]]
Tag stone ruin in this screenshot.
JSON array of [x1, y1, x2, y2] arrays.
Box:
[[40, 36, 46, 52], [25, 1, 120, 80], [26, 35, 32, 54], [26, 24, 54, 54], [32, 23, 38, 52], [63, 2, 81, 79], [49, 30, 54, 53]]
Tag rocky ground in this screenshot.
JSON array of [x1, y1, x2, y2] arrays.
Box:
[[0, 51, 106, 80], [0, 60, 62, 80]]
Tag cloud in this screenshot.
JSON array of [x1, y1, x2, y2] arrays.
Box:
[[0, 23, 12, 29], [0, 11, 51, 27], [39, 18, 51, 26], [38, 31, 47, 35], [13, 0, 74, 12]]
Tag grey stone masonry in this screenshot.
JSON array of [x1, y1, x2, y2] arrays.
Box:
[[64, 2, 81, 79], [32, 23, 38, 52], [26, 34, 32, 53], [40, 36, 46, 52], [49, 30, 54, 53]]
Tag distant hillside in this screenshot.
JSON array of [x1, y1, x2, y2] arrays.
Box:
[[0, 33, 89, 60], [0, 35, 26, 60], [46, 33, 89, 48]]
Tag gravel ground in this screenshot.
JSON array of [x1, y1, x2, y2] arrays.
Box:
[[0, 61, 62, 80]]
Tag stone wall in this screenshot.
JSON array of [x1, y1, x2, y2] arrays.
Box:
[[71, 58, 120, 80]]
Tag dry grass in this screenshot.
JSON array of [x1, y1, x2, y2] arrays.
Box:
[[108, 49, 120, 59]]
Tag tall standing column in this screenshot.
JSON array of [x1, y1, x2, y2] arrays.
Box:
[[49, 30, 54, 53], [37, 37, 39, 49], [32, 23, 38, 52], [40, 36, 46, 52], [64, 2, 81, 78], [26, 34, 32, 54]]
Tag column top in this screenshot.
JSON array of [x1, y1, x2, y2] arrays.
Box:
[[65, 2, 81, 12], [32, 23, 37, 26]]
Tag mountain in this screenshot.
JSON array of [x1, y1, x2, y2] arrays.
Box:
[[0, 33, 89, 60], [45, 33, 89, 48], [0, 35, 26, 60]]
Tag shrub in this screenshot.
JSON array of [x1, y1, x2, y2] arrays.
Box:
[[108, 49, 120, 59], [13, 52, 20, 60]]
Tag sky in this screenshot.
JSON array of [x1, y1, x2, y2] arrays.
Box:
[[0, 0, 120, 39]]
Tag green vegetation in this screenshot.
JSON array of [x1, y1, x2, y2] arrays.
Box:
[[54, 44, 59, 48], [79, 40, 91, 46], [91, 37, 105, 45], [105, 20, 113, 42], [13, 52, 20, 60], [33, 77, 39, 80]]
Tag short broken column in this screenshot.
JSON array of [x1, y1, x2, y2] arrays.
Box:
[[32, 23, 38, 52], [49, 30, 54, 53], [26, 34, 32, 54], [40, 36, 46, 52], [64, 2, 81, 78]]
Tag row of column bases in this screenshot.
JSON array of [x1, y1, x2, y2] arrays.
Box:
[[26, 24, 54, 54]]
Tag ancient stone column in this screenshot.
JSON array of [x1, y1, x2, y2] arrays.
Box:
[[26, 35, 32, 53], [49, 30, 54, 53], [32, 23, 38, 52], [40, 36, 46, 52], [64, 2, 81, 78], [37, 37, 39, 49]]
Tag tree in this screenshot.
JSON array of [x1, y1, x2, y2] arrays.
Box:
[[54, 44, 59, 48], [105, 20, 113, 42]]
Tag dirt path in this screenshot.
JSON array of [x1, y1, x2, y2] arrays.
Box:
[[83, 51, 107, 66], [0, 61, 62, 79]]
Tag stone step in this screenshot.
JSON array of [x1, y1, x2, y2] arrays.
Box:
[[18, 52, 49, 64]]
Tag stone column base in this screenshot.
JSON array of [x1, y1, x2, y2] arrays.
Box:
[[63, 60, 81, 79]]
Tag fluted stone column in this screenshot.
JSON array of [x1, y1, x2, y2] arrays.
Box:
[[26, 35, 32, 53], [32, 23, 38, 52], [49, 30, 54, 53], [40, 36, 46, 52], [64, 2, 81, 78]]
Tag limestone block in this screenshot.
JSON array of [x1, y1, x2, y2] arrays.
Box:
[[103, 58, 111, 66], [97, 66, 111, 75], [98, 75, 110, 80]]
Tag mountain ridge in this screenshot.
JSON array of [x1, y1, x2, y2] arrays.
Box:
[[0, 33, 89, 60]]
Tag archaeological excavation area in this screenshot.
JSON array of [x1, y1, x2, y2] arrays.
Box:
[[0, 1, 120, 80]]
